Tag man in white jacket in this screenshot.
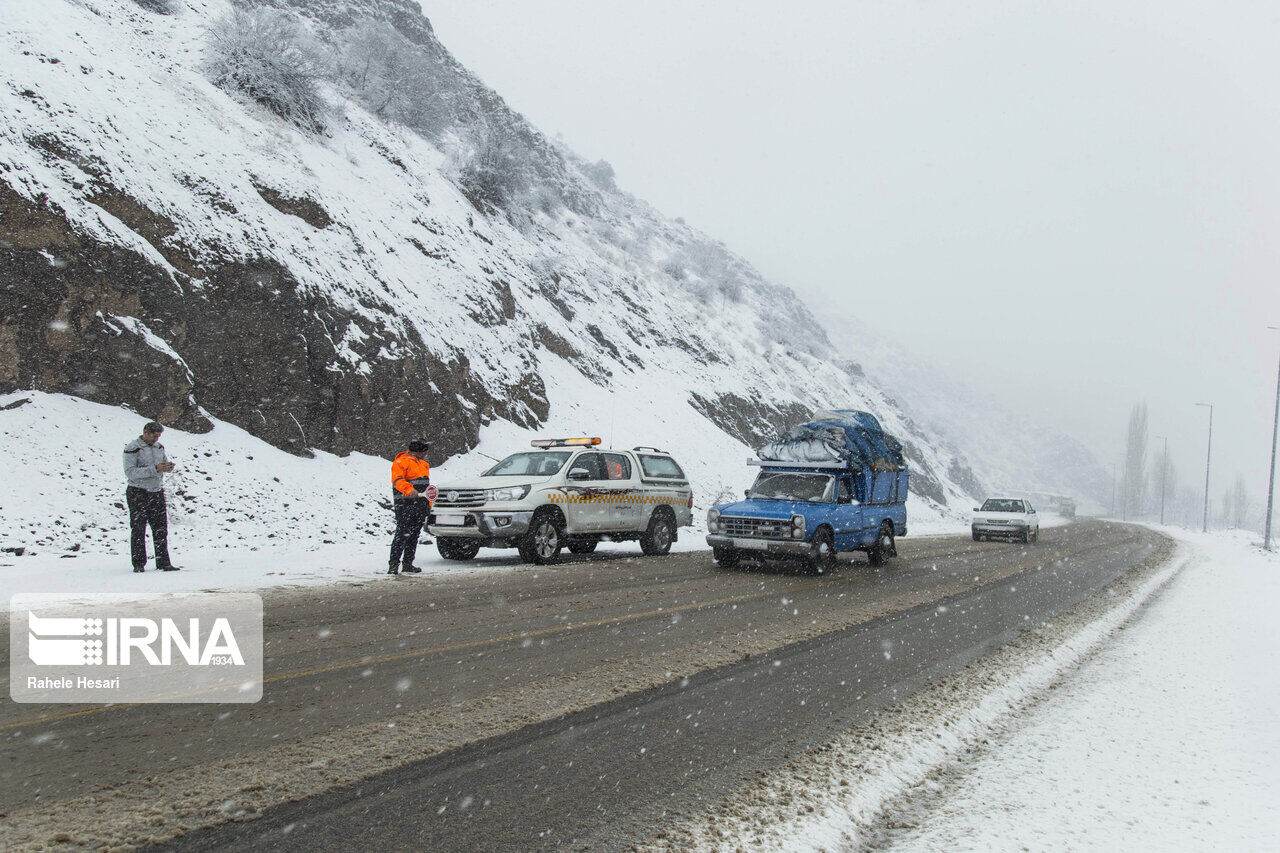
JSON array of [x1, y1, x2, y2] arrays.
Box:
[[123, 421, 179, 572]]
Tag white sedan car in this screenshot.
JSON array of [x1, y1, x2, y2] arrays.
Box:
[[971, 497, 1040, 543]]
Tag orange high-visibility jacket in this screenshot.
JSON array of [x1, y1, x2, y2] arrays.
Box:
[[391, 451, 430, 498]]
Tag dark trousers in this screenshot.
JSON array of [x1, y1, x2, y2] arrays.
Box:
[[127, 486, 171, 569], [390, 498, 430, 567]]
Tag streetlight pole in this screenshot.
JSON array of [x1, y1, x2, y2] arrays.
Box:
[[1155, 434, 1168, 526], [1264, 326, 1279, 551], [1108, 463, 1114, 516], [1196, 402, 1214, 533]]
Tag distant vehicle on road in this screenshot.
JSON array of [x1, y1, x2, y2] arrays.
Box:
[[429, 438, 693, 564], [706, 410, 909, 573], [972, 497, 1039, 542]]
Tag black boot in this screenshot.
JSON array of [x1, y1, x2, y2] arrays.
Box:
[[401, 564, 423, 573], [133, 566, 145, 573], [387, 561, 399, 575], [160, 565, 181, 572]]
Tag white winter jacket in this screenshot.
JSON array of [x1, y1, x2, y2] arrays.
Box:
[[123, 437, 168, 492]]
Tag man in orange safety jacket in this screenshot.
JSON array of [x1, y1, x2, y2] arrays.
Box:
[[388, 439, 431, 574]]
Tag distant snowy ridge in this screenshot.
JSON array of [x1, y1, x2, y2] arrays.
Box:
[[821, 313, 1110, 509], [1, 0, 986, 531]]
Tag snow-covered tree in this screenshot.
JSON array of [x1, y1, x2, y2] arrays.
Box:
[[1121, 402, 1149, 519], [205, 8, 327, 131]]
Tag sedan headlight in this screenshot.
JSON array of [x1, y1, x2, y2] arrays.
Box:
[[485, 485, 531, 502], [792, 514, 806, 539], [707, 508, 721, 533]]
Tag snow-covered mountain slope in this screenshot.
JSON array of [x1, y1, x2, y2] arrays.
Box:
[[0, 0, 989, 550], [821, 314, 1110, 511]]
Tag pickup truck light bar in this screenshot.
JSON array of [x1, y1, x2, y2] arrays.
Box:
[[531, 437, 602, 448]]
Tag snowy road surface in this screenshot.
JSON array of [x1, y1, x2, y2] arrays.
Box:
[[0, 520, 1165, 849]]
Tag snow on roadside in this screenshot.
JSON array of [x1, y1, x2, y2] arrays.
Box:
[[875, 527, 1280, 852], [651, 531, 1188, 852], [0, 390, 968, 599]]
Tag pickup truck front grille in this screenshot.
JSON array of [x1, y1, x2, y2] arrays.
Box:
[[721, 516, 790, 539], [433, 489, 486, 508]]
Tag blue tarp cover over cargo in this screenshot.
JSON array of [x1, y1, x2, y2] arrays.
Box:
[[757, 409, 906, 471]]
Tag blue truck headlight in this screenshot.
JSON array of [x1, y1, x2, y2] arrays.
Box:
[[485, 485, 531, 502], [792, 514, 805, 539], [707, 508, 720, 533]]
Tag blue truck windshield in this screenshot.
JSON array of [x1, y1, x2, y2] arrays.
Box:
[[749, 472, 834, 503]]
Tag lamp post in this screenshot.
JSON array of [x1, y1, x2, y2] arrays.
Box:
[[1111, 462, 1118, 518], [1155, 434, 1168, 526], [1196, 402, 1214, 533], [1265, 326, 1279, 550]]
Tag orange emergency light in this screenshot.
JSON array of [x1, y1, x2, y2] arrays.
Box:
[[530, 437, 602, 448]]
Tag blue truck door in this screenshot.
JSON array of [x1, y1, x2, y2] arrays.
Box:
[[832, 475, 863, 551]]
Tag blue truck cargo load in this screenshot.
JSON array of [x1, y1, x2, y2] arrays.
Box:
[[707, 409, 909, 573]]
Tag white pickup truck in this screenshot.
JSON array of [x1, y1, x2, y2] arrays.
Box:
[[428, 438, 694, 564], [971, 497, 1040, 543]]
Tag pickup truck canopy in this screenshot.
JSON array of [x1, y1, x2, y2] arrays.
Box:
[[757, 409, 906, 472]]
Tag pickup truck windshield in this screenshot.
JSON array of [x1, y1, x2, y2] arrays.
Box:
[[483, 451, 571, 477], [749, 472, 834, 503], [980, 499, 1024, 513]]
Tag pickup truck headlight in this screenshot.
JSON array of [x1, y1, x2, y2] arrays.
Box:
[[485, 485, 531, 503], [791, 514, 806, 539], [707, 508, 720, 533]]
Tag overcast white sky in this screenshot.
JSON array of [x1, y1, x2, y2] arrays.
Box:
[[425, 1, 1280, 511]]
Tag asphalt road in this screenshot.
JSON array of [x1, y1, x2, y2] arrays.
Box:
[[0, 520, 1167, 850]]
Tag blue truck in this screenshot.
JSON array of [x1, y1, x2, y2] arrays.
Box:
[[705, 410, 909, 573]]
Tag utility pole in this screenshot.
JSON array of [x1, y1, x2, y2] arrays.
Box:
[[1155, 434, 1168, 526], [1265, 326, 1279, 550], [1110, 462, 1118, 518], [1196, 402, 1214, 533]]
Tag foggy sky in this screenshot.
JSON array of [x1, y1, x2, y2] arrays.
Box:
[[424, 1, 1280, 514]]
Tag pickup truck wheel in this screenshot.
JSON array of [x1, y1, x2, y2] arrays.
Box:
[[972, 530, 982, 542], [640, 509, 675, 556], [568, 539, 598, 554], [712, 546, 740, 568], [518, 509, 563, 564], [436, 538, 480, 561], [805, 527, 836, 574], [868, 522, 895, 567], [1029, 527, 1039, 544]]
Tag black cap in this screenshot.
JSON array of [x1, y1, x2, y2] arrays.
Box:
[[407, 440, 429, 453], [143, 421, 164, 434]]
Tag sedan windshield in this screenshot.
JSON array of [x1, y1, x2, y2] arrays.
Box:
[[749, 472, 834, 503], [483, 451, 570, 477], [980, 499, 1024, 513]]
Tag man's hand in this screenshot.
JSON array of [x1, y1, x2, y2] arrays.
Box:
[[157, 462, 176, 473]]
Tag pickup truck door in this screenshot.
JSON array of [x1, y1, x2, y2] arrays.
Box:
[[831, 475, 864, 551], [563, 451, 606, 532], [603, 452, 643, 532]]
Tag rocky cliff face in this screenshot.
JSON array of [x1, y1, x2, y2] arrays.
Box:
[[0, 0, 986, 513]]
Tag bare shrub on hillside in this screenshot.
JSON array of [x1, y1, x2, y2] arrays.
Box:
[[204, 8, 327, 131], [131, 0, 174, 13], [331, 20, 451, 134], [453, 129, 531, 212]]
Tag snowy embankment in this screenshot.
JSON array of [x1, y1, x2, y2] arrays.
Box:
[[657, 525, 1279, 851], [0, 391, 968, 598]]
